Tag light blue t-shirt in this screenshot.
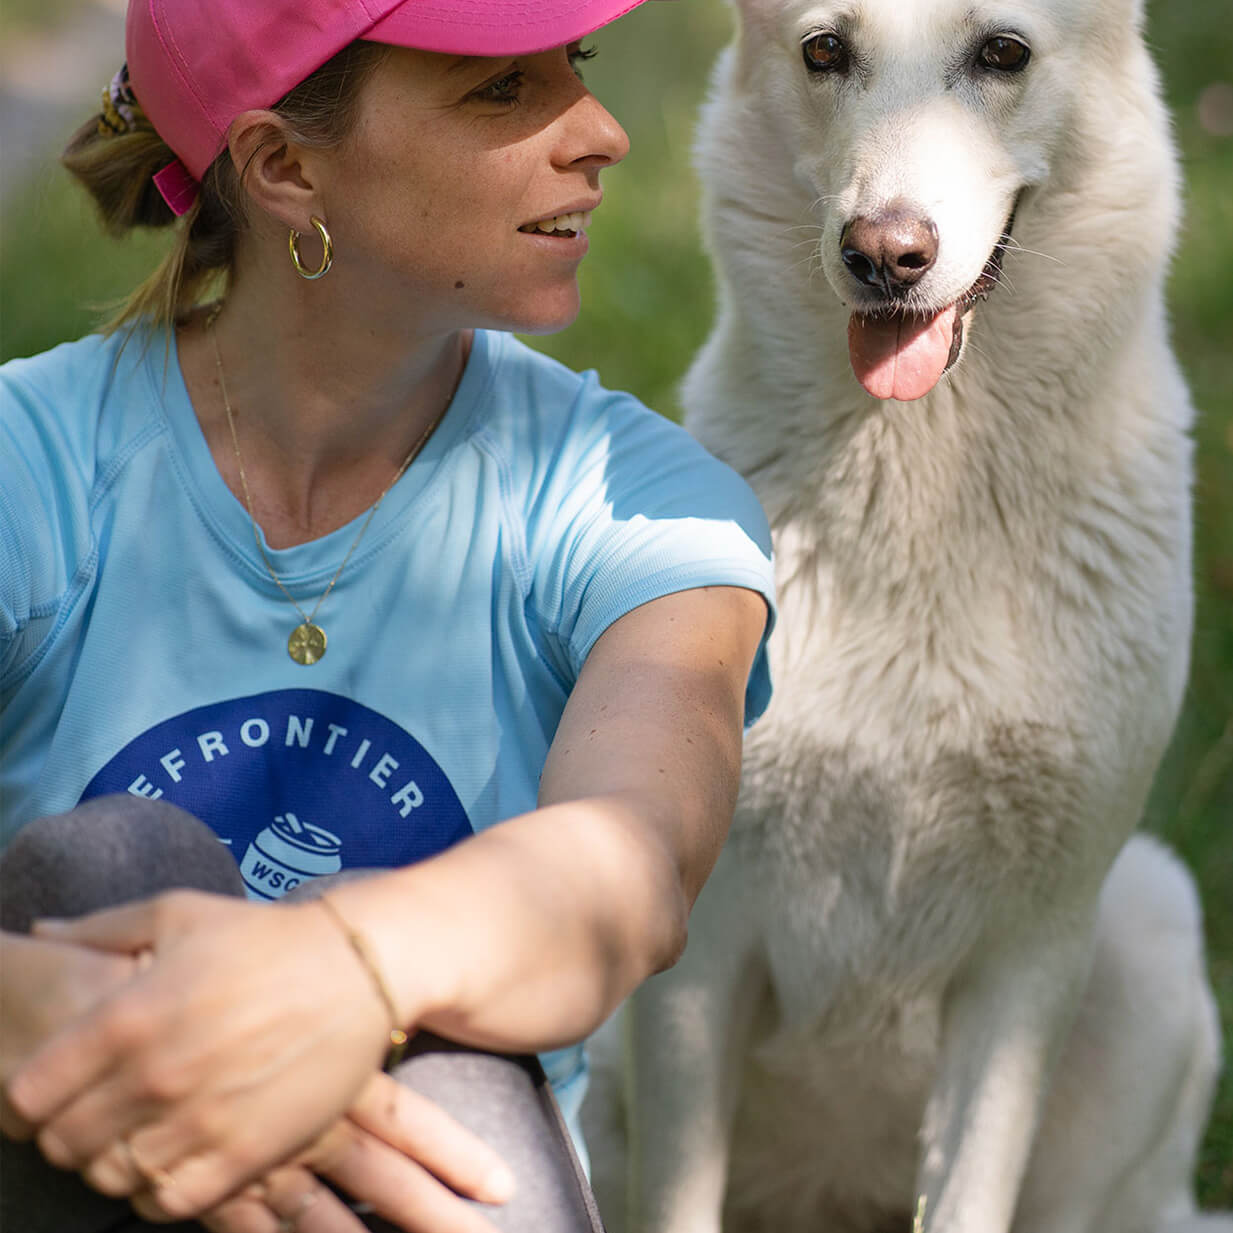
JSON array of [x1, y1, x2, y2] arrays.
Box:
[[1, 325, 774, 1137]]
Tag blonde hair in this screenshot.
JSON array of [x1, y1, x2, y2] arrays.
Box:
[[62, 41, 390, 336]]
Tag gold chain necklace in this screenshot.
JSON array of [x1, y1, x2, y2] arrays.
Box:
[[207, 309, 447, 665]]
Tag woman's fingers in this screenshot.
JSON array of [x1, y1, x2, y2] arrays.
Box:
[[78, 1126, 180, 1197], [2, 938, 152, 1139], [41, 1052, 185, 1176], [8, 895, 192, 1131], [122, 1141, 270, 1222], [1, 935, 145, 1147], [345, 1071, 515, 1203], [1, 935, 138, 1075], [157, 1168, 367, 1233], [35, 977, 203, 1173], [115, 1080, 515, 1231], [309, 1118, 504, 1233], [11, 891, 392, 1213], [33, 899, 162, 954], [76, 1092, 327, 1219], [196, 1197, 274, 1233], [0, 1089, 33, 1140]]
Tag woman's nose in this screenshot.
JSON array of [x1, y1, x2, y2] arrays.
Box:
[[559, 90, 630, 170]]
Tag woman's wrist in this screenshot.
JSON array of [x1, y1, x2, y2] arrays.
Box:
[[321, 802, 662, 1054], [316, 895, 409, 1066], [322, 868, 461, 1044]]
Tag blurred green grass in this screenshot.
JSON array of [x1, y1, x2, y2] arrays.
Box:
[[2, 0, 1230, 1205]]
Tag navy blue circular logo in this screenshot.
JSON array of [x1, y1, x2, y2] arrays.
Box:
[[81, 690, 473, 900]]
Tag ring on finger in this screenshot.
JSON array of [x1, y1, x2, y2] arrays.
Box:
[[276, 1185, 318, 1231], [121, 1138, 176, 1192]]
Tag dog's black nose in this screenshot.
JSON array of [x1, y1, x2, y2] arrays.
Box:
[[840, 201, 938, 296]]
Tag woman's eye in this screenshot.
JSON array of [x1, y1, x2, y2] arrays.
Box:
[[802, 33, 849, 74], [978, 36, 1030, 72], [570, 43, 598, 79], [475, 69, 525, 104]]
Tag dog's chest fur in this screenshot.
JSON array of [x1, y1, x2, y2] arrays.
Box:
[[691, 356, 1191, 1032]]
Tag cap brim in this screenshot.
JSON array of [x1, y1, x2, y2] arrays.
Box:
[[364, 0, 650, 57]]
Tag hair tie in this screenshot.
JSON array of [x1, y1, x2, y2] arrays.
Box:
[[98, 64, 138, 136]]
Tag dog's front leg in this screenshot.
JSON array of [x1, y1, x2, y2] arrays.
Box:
[[915, 906, 1097, 1233], [625, 846, 767, 1233]]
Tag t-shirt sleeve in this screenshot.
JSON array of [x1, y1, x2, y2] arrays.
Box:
[[1, 351, 89, 680], [524, 376, 775, 727], [0, 334, 128, 685]]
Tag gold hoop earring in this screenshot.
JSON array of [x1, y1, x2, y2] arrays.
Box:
[[289, 216, 333, 280]]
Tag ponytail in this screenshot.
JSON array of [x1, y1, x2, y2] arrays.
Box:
[[61, 41, 390, 337]]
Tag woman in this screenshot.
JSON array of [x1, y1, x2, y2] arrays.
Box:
[[0, 1, 775, 1230]]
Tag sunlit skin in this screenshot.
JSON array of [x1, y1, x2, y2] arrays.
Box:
[[313, 43, 630, 338], [178, 43, 630, 548]]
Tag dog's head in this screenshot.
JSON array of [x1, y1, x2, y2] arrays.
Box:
[[711, 0, 1164, 401]]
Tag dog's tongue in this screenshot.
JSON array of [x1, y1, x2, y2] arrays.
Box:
[[848, 307, 956, 401]]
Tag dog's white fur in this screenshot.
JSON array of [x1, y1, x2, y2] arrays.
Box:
[[582, 0, 1229, 1230]]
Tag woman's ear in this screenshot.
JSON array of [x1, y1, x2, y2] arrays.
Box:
[[226, 110, 324, 232]]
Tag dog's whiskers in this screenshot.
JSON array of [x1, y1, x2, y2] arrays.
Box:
[[999, 235, 1064, 266], [810, 191, 843, 207], [787, 250, 827, 279]]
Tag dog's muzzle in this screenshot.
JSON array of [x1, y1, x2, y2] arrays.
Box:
[[843, 199, 1020, 402]]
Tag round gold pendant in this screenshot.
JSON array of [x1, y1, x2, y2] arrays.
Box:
[[288, 622, 327, 665]]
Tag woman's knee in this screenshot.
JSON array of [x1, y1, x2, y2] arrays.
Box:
[[0, 795, 245, 931], [383, 1038, 602, 1233]]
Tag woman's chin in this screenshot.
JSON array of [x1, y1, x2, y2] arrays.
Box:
[[502, 287, 583, 337]]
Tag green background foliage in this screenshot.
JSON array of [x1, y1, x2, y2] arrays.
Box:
[[2, 0, 1230, 1204]]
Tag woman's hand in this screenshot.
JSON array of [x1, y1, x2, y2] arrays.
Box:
[[4, 890, 401, 1218], [180, 1075, 514, 1233], [0, 932, 138, 1139]]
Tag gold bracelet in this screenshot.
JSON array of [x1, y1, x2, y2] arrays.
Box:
[[318, 894, 410, 1067]]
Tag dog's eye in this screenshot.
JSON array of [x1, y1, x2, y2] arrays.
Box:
[[802, 33, 849, 74], [978, 36, 1030, 72]]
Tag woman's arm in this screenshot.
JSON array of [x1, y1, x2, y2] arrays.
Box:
[[354, 583, 767, 1050], [1, 936, 510, 1232], [4, 584, 767, 1217]]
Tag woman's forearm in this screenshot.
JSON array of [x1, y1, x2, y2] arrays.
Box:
[[327, 590, 760, 1054], [325, 789, 694, 1054]]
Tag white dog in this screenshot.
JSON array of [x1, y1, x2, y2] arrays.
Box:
[[583, 0, 1230, 1230]]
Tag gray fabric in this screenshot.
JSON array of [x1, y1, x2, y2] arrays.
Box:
[[0, 796, 604, 1233], [1, 797, 233, 1233], [0, 794, 247, 933], [378, 1035, 605, 1233]]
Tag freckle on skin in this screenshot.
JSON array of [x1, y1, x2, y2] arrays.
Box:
[[454, 281, 465, 289]]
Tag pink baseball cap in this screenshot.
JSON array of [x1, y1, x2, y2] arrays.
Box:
[[126, 0, 651, 212]]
